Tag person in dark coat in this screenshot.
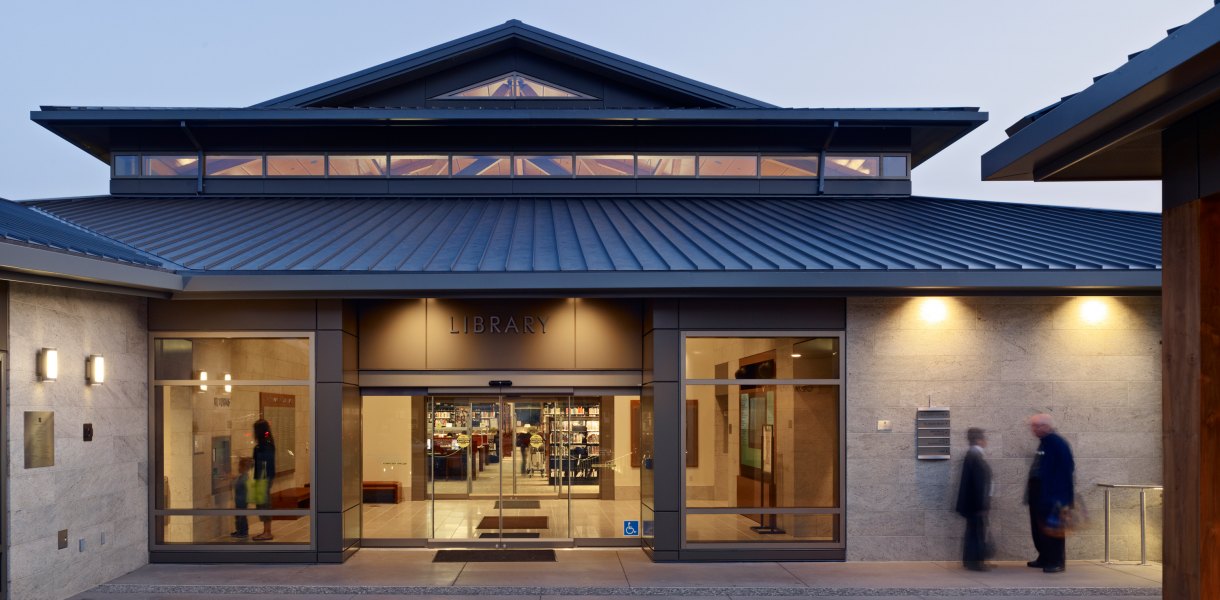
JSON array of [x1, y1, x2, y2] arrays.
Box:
[[1025, 413, 1075, 573], [956, 427, 993, 571], [252, 418, 277, 541]]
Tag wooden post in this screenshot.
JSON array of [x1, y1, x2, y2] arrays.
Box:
[[1162, 106, 1220, 599]]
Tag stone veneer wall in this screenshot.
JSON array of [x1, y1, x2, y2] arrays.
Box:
[[7, 282, 148, 599], [846, 296, 1162, 562]]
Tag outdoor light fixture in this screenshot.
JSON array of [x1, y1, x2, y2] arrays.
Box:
[[37, 348, 58, 382], [920, 298, 948, 323], [198, 370, 208, 392], [1082, 299, 1108, 324], [791, 353, 803, 358], [86, 354, 105, 385], [224, 373, 232, 393]]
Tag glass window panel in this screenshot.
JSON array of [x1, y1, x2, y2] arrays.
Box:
[[450, 76, 515, 98], [824, 156, 879, 177], [761, 156, 819, 177], [205, 155, 263, 177], [390, 155, 449, 177], [266, 155, 324, 176], [113, 155, 139, 177], [153, 337, 310, 381], [515, 155, 574, 177], [685, 337, 840, 380], [575, 155, 633, 177], [143, 155, 199, 177], [156, 514, 310, 545], [157, 384, 312, 512], [685, 384, 840, 509], [882, 155, 909, 177], [698, 155, 757, 177], [328, 155, 387, 177], [637, 155, 695, 177], [685, 513, 838, 543], [452, 155, 511, 177], [515, 75, 582, 98]]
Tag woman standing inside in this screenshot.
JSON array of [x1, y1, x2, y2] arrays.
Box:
[[252, 419, 277, 541]]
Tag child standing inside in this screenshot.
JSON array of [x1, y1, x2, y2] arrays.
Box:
[[231, 456, 254, 539]]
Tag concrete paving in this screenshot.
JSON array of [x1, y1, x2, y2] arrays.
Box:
[[70, 548, 1162, 598]]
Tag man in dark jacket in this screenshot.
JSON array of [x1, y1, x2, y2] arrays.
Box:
[[1025, 413, 1075, 573], [956, 427, 992, 571]]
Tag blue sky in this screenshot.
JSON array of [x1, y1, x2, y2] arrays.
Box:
[[0, 0, 1208, 210]]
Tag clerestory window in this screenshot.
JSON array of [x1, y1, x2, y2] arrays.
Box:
[[434, 72, 594, 99]]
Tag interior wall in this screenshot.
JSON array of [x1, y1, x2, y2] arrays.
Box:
[[361, 396, 413, 492], [6, 282, 148, 600]]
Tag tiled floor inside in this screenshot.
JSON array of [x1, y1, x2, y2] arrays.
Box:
[[73, 549, 1163, 599]]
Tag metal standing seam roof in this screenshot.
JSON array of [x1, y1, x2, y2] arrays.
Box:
[[0, 198, 172, 268], [31, 196, 1161, 275]]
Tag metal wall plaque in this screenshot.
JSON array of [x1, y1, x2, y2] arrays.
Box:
[[24, 411, 55, 468], [915, 407, 951, 460]]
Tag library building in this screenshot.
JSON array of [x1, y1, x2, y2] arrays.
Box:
[[0, 19, 1163, 599]]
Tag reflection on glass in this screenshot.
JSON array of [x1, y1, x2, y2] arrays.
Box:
[[206, 155, 263, 177], [685, 513, 837, 543], [156, 514, 311, 544], [575, 155, 633, 177], [698, 155, 757, 177], [444, 73, 585, 98], [452, 155, 511, 177], [685, 337, 840, 380], [143, 155, 199, 177], [390, 155, 449, 177], [882, 155, 908, 177], [824, 156, 879, 177], [113, 155, 139, 177], [515, 155, 574, 177], [761, 156, 819, 177], [637, 155, 695, 177], [266, 155, 325, 176], [328, 155, 387, 177]]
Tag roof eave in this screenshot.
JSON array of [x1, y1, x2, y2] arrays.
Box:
[[172, 269, 1161, 297], [0, 241, 184, 294], [982, 3, 1220, 182]]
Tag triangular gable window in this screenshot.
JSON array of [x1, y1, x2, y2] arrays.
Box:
[[434, 72, 594, 99]]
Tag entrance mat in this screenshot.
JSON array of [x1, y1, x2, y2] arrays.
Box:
[[495, 500, 541, 509], [433, 549, 556, 563], [476, 516, 548, 529], [479, 532, 541, 538]]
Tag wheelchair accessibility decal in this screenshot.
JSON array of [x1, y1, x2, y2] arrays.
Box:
[[623, 520, 639, 536]]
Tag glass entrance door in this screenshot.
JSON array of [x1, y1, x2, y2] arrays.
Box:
[[427, 395, 574, 543]]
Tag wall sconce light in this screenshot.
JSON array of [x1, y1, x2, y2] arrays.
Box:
[[224, 373, 232, 394], [198, 370, 208, 392], [920, 298, 949, 324], [37, 348, 58, 382], [86, 354, 105, 385], [1081, 299, 1108, 324]]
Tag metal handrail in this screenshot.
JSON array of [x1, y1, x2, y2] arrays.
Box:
[[1096, 483, 1163, 565]]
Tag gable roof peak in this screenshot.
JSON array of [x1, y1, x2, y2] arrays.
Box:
[[252, 20, 775, 109]]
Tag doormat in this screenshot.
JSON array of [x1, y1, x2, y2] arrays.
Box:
[[495, 500, 541, 509], [479, 532, 541, 538], [434, 549, 556, 563], [476, 516, 549, 529]]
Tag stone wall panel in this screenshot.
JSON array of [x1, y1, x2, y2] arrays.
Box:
[[846, 296, 1162, 562], [7, 282, 148, 599]]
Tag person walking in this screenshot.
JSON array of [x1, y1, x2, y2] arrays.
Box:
[[252, 418, 277, 541], [1025, 413, 1075, 573], [956, 427, 992, 571]]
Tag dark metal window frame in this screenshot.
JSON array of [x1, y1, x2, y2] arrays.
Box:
[[678, 331, 847, 551], [147, 331, 316, 553]]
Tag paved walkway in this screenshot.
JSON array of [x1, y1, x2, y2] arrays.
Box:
[[72, 549, 1161, 598]]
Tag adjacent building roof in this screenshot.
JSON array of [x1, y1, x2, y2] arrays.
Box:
[[25, 195, 1160, 295], [982, 3, 1220, 181]]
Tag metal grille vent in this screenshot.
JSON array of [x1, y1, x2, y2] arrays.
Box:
[[916, 407, 951, 460]]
